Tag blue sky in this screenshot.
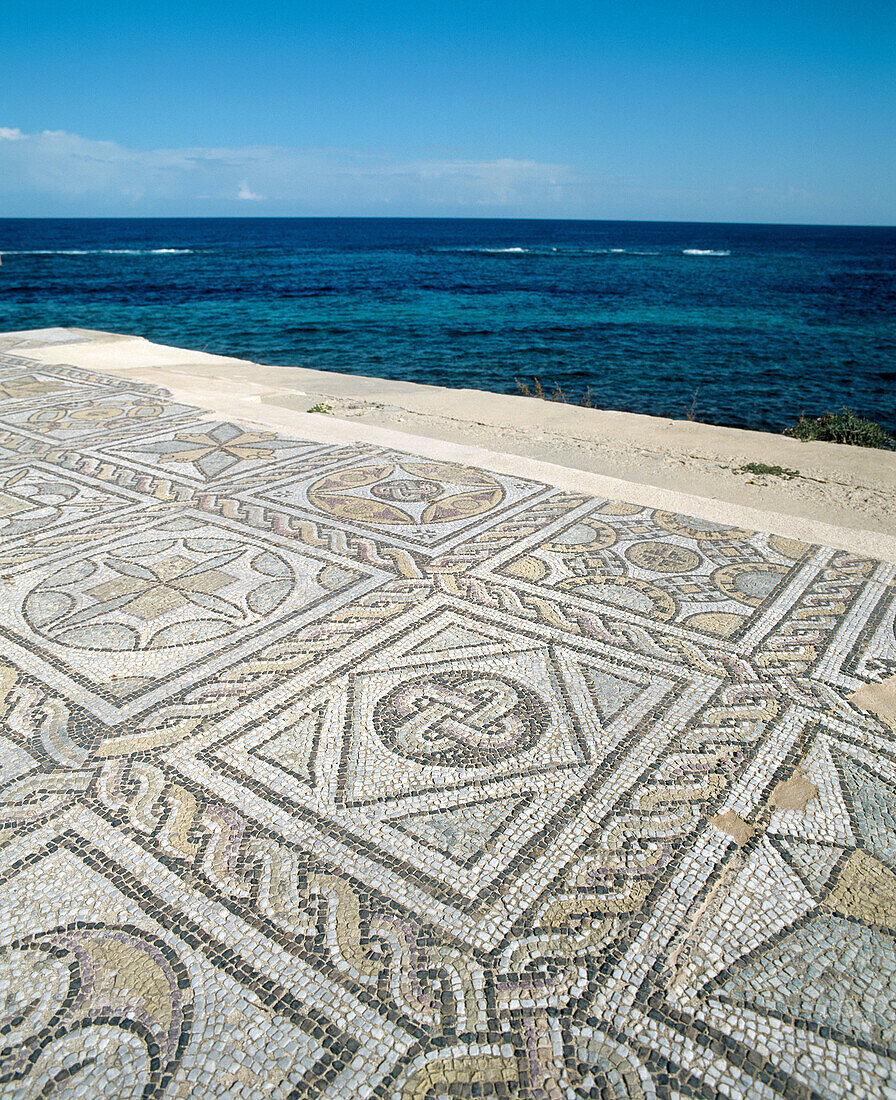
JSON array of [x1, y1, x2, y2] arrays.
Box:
[[2, 0, 894, 222]]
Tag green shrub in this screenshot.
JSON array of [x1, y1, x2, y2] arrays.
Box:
[[784, 408, 894, 450], [736, 462, 800, 479]]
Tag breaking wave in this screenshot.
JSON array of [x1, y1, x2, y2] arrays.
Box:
[[443, 246, 661, 256]]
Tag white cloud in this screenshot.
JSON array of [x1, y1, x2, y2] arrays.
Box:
[[0, 126, 885, 222], [0, 127, 586, 216], [237, 180, 264, 201]]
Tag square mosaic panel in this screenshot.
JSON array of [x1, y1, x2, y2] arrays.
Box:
[[88, 420, 333, 488], [1, 346, 895, 1099], [0, 460, 148, 552], [0, 366, 116, 409], [0, 382, 203, 446], [177, 595, 718, 950], [0, 507, 387, 724], [245, 448, 552, 554], [473, 498, 820, 642]]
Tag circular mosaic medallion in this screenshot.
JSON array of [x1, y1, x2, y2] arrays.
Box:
[[653, 510, 752, 542], [559, 576, 677, 620], [308, 461, 504, 526], [500, 554, 549, 582], [544, 520, 617, 553], [625, 540, 701, 574], [373, 672, 549, 767], [565, 1026, 656, 1099], [0, 925, 191, 1099], [712, 562, 790, 607]]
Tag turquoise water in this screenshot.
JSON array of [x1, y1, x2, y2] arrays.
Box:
[[1, 217, 894, 434]]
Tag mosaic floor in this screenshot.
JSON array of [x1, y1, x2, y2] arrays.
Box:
[[0, 344, 895, 1099]]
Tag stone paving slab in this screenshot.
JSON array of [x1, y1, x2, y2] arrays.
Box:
[[0, 341, 895, 1099]]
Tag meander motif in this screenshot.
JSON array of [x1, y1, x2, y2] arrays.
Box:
[[0, 343, 895, 1099]]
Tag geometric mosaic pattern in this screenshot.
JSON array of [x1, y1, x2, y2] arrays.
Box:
[[0, 347, 895, 1099]]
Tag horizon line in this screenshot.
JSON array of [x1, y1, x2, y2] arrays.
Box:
[[1, 215, 895, 229]]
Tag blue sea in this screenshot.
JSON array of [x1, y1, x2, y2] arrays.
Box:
[[1, 217, 894, 435]]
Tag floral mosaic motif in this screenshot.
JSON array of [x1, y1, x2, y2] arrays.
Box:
[[100, 420, 323, 484], [0, 507, 375, 723], [0, 342, 895, 1098], [23, 518, 297, 650]]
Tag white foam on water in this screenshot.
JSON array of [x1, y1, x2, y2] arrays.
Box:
[[0, 248, 195, 255], [441, 246, 663, 257], [682, 249, 731, 256]]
